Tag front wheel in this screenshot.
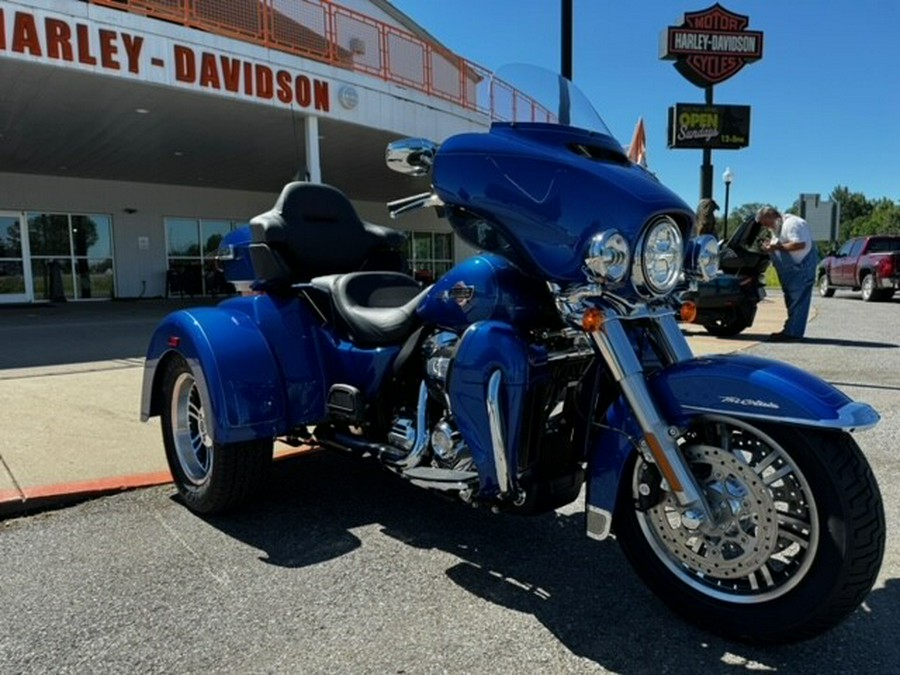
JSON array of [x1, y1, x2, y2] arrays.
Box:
[[161, 356, 272, 514], [614, 416, 885, 643], [818, 273, 835, 297]]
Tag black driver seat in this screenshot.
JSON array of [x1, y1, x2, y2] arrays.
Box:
[[311, 273, 430, 346], [247, 182, 428, 345]]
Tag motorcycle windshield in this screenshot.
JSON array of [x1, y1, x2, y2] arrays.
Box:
[[489, 63, 615, 138], [434, 64, 691, 283]]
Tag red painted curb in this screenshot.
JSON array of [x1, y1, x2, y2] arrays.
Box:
[[0, 444, 321, 517]]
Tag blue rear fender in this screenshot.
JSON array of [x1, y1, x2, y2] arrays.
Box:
[[585, 353, 880, 520], [141, 303, 300, 445]]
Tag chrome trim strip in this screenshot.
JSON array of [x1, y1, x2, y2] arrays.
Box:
[[487, 370, 510, 496], [391, 382, 430, 469], [408, 479, 472, 492], [681, 401, 881, 432], [215, 244, 236, 261]]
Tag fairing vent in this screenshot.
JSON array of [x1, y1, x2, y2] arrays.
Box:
[[567, 143, 631, 166]]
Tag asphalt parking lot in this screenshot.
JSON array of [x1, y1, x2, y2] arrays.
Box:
[[0, 292, 898, 673]]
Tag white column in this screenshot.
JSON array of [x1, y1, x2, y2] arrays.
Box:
[[304, 115, 322, 183]]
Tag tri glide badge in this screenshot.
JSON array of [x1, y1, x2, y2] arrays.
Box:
[[720, 396, 780, 410], [444, 281, 475, 307]]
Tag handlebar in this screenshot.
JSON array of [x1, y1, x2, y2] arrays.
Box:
[[387, 192, 445, 219]]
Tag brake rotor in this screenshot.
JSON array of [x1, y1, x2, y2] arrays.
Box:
[[642, 444, 779, 579]]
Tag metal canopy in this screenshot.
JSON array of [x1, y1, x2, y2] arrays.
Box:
[[0, 58, 430, 202]]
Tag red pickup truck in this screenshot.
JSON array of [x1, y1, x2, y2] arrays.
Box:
[[817, 235, 900, 301]]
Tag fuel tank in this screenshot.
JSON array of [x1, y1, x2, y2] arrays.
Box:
[[416, 254, 554, 332]]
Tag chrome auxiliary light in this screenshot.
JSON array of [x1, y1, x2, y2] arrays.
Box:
[[686, 234, 720, 281], [585, 230, 630, 283]]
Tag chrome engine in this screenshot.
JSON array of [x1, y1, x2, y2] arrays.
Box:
[[424, 331, 458, 394], [386, 331, 474, 477], [387, 417, 417, 453]]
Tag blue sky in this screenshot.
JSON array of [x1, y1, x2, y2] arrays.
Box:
[[389, 0, 899, 214]]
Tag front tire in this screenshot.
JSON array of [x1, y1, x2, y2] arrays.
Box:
[[614, 416, 885, 643], [818, 273, 835, 297], [160, 356, 272, 514]]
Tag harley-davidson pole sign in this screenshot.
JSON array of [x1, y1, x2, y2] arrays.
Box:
[[660, 3, 763, 87], [659, 4, 763, 200]]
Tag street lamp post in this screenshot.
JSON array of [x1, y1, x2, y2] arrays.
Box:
[[722, 167, 734, 239]]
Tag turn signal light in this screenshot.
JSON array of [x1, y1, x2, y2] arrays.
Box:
[[679, 301, 698, 324], [582, 307, 604, 332], [168, 336, 181, 348]]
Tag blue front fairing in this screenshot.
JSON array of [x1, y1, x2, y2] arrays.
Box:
[[432, 123, 693, 282]]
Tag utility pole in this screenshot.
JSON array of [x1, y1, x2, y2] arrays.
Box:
[[561, 0, 573, 79], [700, 85, 713, 199]]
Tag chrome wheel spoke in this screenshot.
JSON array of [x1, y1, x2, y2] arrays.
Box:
[[170, 371, 213, 486], [636, 417, 819, 604], [762, 464, 794, 486]]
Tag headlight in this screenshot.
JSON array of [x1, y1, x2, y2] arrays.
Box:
[[685, 234, 720, 281], [633, 216, 683, 296], [584, 230, 630, 283]]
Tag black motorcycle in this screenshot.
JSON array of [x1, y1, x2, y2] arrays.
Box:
[[680, 216, 770, 336]]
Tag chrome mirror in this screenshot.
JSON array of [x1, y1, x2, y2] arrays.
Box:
[[386, 138, 438, 176]]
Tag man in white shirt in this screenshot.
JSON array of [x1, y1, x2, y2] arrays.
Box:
[[758, 206, 818, 341]]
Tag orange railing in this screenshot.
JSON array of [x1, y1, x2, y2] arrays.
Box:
[[89, 0, 493, 113]]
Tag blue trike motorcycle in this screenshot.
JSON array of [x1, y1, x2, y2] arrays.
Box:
[[141, 65, 884, 643]]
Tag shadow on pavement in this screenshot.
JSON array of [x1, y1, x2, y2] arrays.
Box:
[[191, 450, 898, 675], [795, 337, 898, 349]]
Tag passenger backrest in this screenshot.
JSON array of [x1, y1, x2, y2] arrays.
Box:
[[249, 182, 408, 287]]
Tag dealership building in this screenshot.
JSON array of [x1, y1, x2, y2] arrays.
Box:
[[0, 0, 492, 303]]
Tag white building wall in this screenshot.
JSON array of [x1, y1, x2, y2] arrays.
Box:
[[0, 0, 487, 301], [0, 171, 453, 299]]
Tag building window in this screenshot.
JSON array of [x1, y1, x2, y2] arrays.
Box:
[[407, 231, 453, 284], [27, 212, 114, 300], [165, 217, 241, 296]]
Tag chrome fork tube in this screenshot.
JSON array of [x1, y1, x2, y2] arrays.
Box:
[[653, 312, 694, 364], [591, 313, 710, 521]]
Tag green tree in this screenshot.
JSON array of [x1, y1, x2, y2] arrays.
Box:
[[830, 186, 873, 240], [848, 198, 900, 237], [723, 202, 766, 237]]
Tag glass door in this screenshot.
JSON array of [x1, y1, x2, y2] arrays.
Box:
[[0, 212, 31, 303], [26, 212, 115, 301]]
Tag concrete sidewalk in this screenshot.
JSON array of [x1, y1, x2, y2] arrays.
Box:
[[0, 295, 788, 518]]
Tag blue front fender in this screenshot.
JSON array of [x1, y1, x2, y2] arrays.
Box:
[[647, 354, 879, 431], [140, 307, 288, 444], [586, 353, 880, 522]]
